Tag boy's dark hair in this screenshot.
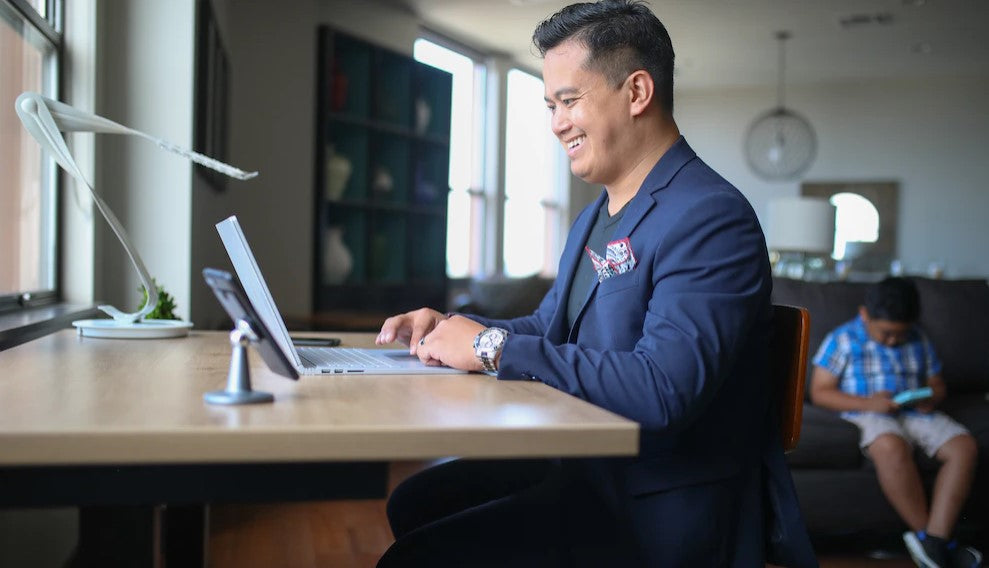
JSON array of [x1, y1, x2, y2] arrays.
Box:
[[532, 0, 675, 114], [865, 277, 921, 323]]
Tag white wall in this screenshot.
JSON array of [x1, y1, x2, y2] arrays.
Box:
[[190, 0, 422, 329], [675, 75, 989, 278], [95, 0, 196, 319]]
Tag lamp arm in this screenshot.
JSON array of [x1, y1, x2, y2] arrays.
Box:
[[16, 92, 159, 323], [26, 92, 258, 180]]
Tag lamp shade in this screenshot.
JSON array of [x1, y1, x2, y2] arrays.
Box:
[[766, 197, 836, 254]]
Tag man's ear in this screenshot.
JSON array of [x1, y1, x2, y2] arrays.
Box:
[[626, 70, 654, 117], [858, 306, 870, 321]]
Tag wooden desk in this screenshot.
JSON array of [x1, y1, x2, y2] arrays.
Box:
[[0, 330, 637, 467], [0, 330, 637, 565]]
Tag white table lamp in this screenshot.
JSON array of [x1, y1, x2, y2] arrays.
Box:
[[766, 197, 836, 279], [15, 91, 257, 337]]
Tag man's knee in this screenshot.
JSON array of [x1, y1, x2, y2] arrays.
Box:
[[937, 433, 978, 466], [868, 433, 914, 465]]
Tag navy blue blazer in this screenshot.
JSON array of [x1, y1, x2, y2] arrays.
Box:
[[469, 138, 817, 566]]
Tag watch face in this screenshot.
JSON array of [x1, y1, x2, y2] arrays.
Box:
[[478, 330, 499, 349]]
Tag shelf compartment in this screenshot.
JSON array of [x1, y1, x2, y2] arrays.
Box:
[[373, 51, 412, 128], [328, 34, 371, 118], [414, 64, 453, 139], [413, 145, 450, 206], [408, 213, 447, 283], [369, 133, 410, 205], [323, 208, 367, 286], [324, 123, 368, 201], [368, 212, 407, 285]]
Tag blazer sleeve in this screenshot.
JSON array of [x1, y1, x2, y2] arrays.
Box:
[[462, 277, 559, 337], [495, 191, 770, 431]]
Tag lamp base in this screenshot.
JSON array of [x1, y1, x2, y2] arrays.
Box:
[[72, 319, 193, 339]]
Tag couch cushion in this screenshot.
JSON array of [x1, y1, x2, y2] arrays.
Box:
[[913, 278, 989, 394], [941, 393, 989, 443], [786, 404, 863, 469]]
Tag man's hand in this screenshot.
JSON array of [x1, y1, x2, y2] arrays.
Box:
[[414, 315, 487, 371], [376, 308, 449, 354], [864, 391, 899, 414]]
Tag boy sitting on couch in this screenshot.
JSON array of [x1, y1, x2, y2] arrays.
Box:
[[810, 277, 982, 567]]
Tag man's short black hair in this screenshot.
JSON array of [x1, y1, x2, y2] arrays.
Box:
[[865, 277, 921, 323], [532, 0, 675, 113]]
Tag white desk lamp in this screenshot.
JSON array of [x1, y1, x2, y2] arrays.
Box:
[[15, 91, 257, 337]]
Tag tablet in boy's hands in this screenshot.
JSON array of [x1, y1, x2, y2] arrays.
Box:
[[893, 387, 933, 406]]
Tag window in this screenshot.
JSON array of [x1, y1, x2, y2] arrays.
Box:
[[829, 192, 879, 260], [0, 0, 61, 312], [413, 37, 486, 278], [503, 68, 568, 277]]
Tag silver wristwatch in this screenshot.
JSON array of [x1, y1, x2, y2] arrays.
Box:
[[473, 327, 509, 372]]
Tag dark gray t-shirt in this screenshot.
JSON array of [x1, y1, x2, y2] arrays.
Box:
[[566, 199, 629, 331]]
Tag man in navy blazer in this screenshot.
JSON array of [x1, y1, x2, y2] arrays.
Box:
[[376, 1, 816, 566]]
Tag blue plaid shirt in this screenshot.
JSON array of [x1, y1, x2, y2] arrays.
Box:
[[812, 317, 941, 416]]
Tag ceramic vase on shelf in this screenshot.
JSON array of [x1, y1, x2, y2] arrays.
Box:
[[325, 146, 352, 201], [322, 226, 353, 285], [372, 166, 394, 195]]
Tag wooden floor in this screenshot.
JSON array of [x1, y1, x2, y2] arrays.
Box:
[[207, 461, 917, 568]]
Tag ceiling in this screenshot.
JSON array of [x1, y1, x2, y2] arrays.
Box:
[[395, 0, 989, 91]]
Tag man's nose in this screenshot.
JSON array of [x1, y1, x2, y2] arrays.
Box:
[[551, 108, 570, 137]]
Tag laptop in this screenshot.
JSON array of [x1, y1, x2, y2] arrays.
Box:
[[215, 215, 465, 376]]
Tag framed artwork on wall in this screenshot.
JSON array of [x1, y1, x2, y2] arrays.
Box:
[[801, 180, 899, 272]]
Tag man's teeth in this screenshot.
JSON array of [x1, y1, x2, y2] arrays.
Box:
[[567, 136, 584, 150]]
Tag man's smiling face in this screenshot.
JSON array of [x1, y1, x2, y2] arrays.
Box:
[[543, 39, 632, 187]]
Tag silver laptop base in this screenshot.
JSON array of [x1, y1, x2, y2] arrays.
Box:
[[204, 320, 275, 405]]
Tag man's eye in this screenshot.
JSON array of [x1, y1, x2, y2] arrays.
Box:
[[562, 98, 576, 107]]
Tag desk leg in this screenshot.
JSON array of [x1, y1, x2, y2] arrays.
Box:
[[163, 505, 207, 567], [76, 505, 206, 568]]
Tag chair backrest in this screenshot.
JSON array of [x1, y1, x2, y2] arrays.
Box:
[[771, 304, 811, 453]]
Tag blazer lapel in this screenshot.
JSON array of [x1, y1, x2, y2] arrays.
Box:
[[548, 190, 607, 342]]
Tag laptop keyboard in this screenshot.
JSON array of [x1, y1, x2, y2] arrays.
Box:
[[297, 347, 400, 370]]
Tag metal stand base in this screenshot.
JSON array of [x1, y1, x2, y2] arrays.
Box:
[[204, 320, 274, 405]]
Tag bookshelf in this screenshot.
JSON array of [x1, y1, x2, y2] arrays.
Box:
[[313, 29, 452, 327]]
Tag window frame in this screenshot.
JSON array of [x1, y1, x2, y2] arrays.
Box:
[[0, 0, 63, 315]]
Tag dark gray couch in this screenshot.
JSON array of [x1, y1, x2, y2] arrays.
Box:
[[772, 277, 989, 548]]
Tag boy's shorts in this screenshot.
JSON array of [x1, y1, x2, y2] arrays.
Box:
[[842, 411, 970, 458]]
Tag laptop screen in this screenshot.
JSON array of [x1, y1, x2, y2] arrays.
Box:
[[215, 216, 302, 368]]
